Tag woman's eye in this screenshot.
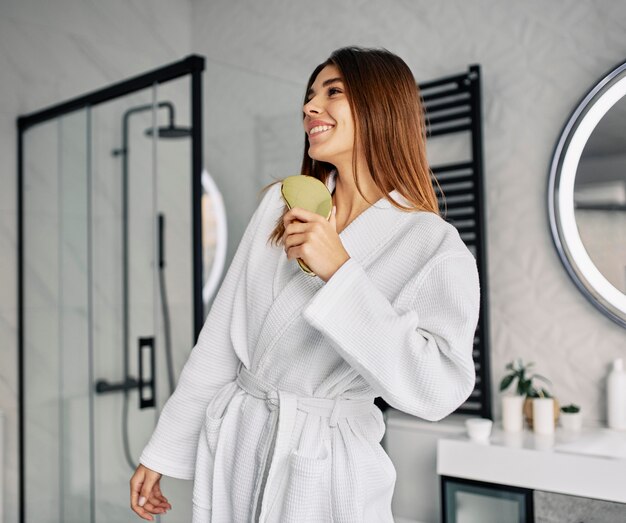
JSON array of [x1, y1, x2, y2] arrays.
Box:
[[328, 87, 341, 96]]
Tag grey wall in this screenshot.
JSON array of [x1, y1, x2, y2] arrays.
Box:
[[2, 0, 626, 521], [192, 0, 626, 428]]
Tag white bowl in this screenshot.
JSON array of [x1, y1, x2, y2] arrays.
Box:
[[465, 418, 493, 441]]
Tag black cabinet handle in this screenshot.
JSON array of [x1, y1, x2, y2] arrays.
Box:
[[138, 336, 156, 409]]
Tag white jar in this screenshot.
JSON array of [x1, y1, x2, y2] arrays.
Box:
[[502, 395, 525, 432], [607, 358, 626, 430], [532, 397, 555, 435]]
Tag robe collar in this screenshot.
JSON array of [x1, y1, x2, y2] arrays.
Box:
[[253, 171, 412, 370], [323, 169, 410, 263]]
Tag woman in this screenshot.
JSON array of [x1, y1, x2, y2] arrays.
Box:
[[130, 46, 480, 522]]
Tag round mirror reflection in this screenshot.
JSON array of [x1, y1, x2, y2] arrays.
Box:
[[201, 167, 228, 316], [549, 60, 626, 328]]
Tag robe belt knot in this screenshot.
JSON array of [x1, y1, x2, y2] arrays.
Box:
[[235, 366, 375, 425], [264, 389, 280, 411]]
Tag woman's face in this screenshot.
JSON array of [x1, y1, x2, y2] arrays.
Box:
[[303, 64, 355, 165]]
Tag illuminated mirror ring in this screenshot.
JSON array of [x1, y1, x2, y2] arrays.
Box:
[[201, 168, 228, 312], [548, 59, 626, 328]]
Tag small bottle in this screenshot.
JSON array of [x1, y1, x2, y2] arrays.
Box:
[[607, 358, 626, 430]]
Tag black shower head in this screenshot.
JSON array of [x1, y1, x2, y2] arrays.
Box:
[[144, 124, 192, 139]]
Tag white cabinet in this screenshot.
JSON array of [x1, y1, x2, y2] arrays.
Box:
[[437, 424, 626, 522], [385, 412, 626, 522]]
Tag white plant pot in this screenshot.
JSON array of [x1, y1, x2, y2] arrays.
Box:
[[502, 395, 525, 432], [533, 397, 555, 435], [560, 411, 582, 431]]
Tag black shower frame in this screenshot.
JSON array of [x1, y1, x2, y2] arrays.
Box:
[[16, 54, 205, 523]]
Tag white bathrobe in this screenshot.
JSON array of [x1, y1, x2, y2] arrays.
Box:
[[139, 170, 480, 522]]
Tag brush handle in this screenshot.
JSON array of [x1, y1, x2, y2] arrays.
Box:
[[297, 258, 316, 276]]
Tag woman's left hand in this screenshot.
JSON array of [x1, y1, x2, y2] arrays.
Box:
[[283, 206, 350, 282]]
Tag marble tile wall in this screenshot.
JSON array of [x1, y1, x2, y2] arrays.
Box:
[[3, 0, 626, 522]]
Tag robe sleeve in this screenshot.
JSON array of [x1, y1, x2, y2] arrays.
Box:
[[301, 252, 480, 421], [138, 184, 279, 479]]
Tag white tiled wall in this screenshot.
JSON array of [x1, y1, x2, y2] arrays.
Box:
[[3, 1, 626, 522]]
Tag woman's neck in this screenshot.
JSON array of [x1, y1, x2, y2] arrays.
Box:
[[332, 161, 384, 232]]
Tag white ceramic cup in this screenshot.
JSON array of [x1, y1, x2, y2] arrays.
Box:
[[465, 418, 493, 441], [502, 395, 525, 432], [533, 397, 555, 435]]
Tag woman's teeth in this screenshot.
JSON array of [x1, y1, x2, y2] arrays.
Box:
[[310, 125, 333, 135]]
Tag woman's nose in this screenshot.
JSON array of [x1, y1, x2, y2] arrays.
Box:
[[303, 99, 321, 116]]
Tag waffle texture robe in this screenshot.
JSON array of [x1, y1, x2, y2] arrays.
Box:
[[139, 170, 481, 522]]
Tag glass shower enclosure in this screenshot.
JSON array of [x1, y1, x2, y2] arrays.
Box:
[[17, 55, 225, 522]]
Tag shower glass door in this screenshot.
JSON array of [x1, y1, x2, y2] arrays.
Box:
[[21, 87, 162, 523], [19, 57, 206, 523], [22, 108, 92, 522]]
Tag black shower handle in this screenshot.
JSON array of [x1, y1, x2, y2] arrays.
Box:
[[158, 213, 165, 268], [138, 336, 156, 409]]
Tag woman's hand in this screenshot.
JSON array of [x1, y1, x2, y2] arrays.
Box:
[[130, 464, 171, 521], [283, 206, 350, 282]]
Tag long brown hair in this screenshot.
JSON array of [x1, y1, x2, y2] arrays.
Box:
[[264, 46, 441, 246]]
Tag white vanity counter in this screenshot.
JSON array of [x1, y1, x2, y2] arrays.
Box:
[[437, 424, 626, 504]]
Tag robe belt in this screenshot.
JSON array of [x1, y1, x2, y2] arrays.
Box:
[[235, 366, 375, 522], [235, 365, 375, 426]]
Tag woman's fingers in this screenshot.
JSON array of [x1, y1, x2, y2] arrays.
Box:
[[130, 469, 155, 520], [130, 465, 165, 520], [283, 207, 322, 227], [145, 492, 170, 512], [284, 232, 307, 253], [153, 484, 172, 510], [139, 471, 163, 519], [141, 498, 167, 516]]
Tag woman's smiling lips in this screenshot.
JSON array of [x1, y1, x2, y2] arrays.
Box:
[[306, 120, 335, 140]]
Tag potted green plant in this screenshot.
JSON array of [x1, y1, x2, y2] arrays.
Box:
[[499, 359, 559, 429], [560, 403, 582, 431]]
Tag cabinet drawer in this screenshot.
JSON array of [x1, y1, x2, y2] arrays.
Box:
[[441, 476, 534, 523]]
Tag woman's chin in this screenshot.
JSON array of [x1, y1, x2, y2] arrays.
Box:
[[307, 146, 334, 163], [307, 149, 326, 162]]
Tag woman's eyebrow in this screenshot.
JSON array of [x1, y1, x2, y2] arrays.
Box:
[[306, 77, 343, 99]]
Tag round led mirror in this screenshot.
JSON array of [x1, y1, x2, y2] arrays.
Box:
[[548, 59, 626, 328], [201, 168, 228, 315]]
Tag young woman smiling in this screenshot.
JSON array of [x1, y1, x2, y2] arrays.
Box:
[[131, 46, 480, 523]]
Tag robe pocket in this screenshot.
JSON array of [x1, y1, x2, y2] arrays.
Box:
[[203, 380, 239, 445], [273, 440, 332, 522]]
